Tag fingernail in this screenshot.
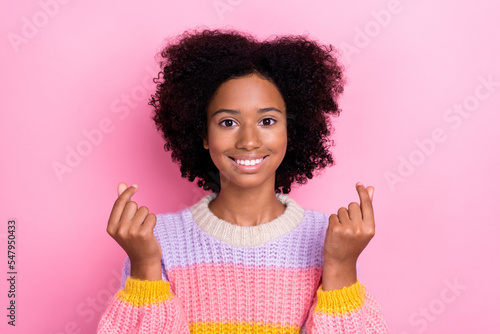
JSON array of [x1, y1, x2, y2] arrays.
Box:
[[132, 184, 138, 188], [356, 182, 363, 187]]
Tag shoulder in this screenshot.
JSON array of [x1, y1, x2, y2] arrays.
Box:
[[272, 193, 330, 225], [279, 193, 330, 228], [304, 207, 330, 222], [277, 193, 330, 239], [152, 207, 193, 246], [155, 207, 191, 224], [152, 193, 215, 241], [299, 208, 330, 237]]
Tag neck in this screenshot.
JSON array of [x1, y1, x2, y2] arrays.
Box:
[[209, 183, 285, 227], [189, 191, 305, 246]]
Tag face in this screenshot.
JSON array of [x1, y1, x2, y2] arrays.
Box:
[[203, 72, 287, 192]]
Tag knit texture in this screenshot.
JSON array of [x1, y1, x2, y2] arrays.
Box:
[[98, 193, 388, 333]]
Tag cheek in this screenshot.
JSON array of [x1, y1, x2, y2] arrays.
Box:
[[263, 130, 287, 163], [207, 149, 224, 173], [206, 132, 230, 165], [275, 128, 288, 150]]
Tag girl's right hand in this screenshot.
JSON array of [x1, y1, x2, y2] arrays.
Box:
[[106, 182, 162, 280]]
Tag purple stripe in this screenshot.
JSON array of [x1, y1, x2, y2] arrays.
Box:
[[154, 209, 328, 271]]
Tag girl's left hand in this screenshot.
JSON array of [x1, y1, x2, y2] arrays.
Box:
[[322, 182, 375, 290]]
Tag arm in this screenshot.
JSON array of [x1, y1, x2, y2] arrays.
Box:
[[97, 183, 189, 333], [305, 280, 388, 333], [97, 258, 189, 333], [305, 182, 388, 332]]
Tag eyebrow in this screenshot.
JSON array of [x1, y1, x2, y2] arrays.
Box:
[[211, 107, 283, 117]]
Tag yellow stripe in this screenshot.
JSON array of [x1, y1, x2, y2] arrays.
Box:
[[189, 321, 300, 333], [315, 280, 365, 315], [117, 277, 172, 307]]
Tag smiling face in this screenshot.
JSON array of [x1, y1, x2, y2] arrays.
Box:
[[203, 72, 287, 192]]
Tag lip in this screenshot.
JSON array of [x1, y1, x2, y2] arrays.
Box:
[[229, 155, 268, 172], [229, 155, 267, 160]]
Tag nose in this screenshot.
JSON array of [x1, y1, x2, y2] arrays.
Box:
[[235, 123, 262, 150]]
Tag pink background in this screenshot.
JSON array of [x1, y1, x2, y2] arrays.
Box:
[[1, 0, 499, 333]]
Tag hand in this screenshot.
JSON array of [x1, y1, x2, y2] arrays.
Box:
[[322, 182, 375, 290], [106, 182, 162, 280]]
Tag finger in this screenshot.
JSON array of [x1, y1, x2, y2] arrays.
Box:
[[329, 213, 340, 224], [328, 213, 341, 230], [141, 213, 157, 235], [337, 207, 350, 223], [121, 200, 139, 223], [129, 206, 150, 233], [367, 186, 374, 202], [355, 182, 374, 221], [116, 202, 143, 243], [347, 202, 362, 221], [117, 182, 128, 197], [108, 185, 139, 232]]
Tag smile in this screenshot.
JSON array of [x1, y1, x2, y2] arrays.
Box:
[[235, 157, 265, 166], [229, 156, 268, 169]]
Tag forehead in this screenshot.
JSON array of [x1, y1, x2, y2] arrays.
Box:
[[207, 73, 286, 113]]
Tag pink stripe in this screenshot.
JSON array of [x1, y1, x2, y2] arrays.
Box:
[[98, 297, 188, 333], [168, 263, 322, 325], [306, 311, 365, 332]]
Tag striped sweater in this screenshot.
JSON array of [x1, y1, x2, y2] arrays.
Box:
[[98, 192, 388, 333]]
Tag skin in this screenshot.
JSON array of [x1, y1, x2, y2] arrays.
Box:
[[202, 72, 288, 226], [106, 183, 162, 280], [322, 182, 375, 290], [106, 72, 376, 290]]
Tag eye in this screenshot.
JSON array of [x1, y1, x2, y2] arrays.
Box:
[[219, 119, 236, 127], [260, 118, 276, 126]]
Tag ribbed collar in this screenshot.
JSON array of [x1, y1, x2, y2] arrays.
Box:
[[189, 193, 305, 246]]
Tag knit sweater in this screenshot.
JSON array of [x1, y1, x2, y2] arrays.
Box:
[[98, 193, 388, 333]]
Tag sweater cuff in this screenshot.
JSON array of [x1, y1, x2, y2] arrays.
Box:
[[116, 277, 172, 307], [315, 280, 366, 315]]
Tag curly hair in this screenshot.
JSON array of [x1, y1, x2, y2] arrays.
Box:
[[149, 27, 346, 194]]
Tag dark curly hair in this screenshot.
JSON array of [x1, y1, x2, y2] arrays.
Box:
[[149, 27, 346, 194]]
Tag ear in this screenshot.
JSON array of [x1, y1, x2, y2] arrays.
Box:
[[203, 136, 209, 150]]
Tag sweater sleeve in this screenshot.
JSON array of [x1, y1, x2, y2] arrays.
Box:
[[304, 281, 389, 333], [97, 258, 190, 333]]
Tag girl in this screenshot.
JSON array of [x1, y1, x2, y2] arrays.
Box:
[[98, 28, 388, 333]]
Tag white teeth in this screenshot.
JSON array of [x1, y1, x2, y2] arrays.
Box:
[[236, 158, 264, 166]]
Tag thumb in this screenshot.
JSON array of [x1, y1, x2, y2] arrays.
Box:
[[367, 186, 374, 202], [117, 182, 128, 197]]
